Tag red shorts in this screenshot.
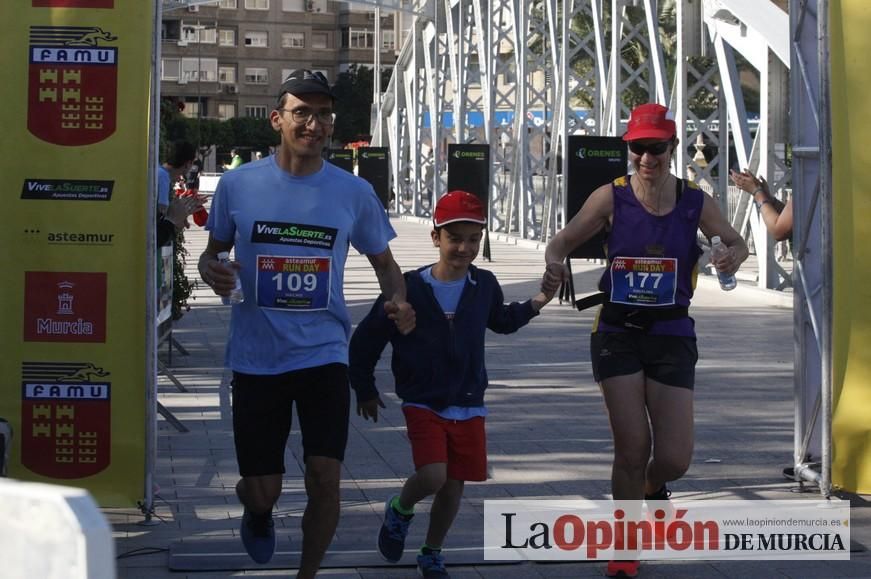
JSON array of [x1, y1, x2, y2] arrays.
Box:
[[402, 406, 487, 482]]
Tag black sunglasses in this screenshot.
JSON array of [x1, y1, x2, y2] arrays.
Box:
[[627, 140, 672, 156]]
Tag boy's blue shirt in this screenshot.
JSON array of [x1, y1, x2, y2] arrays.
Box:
[[349, 263, 538, 410]]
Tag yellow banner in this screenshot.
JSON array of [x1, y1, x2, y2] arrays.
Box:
[[0, 0, 153, 506], [830, 0, 871, 494]]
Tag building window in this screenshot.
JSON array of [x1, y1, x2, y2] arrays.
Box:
[[181, 58, 218, 82], [308, 0, 326, 12], [181, 100, 200, 119], [281, 0, 304, 10], [161, 58, 180, 81], [348, 28, 372, 49], [311, 32, 328, 49], [245, 105, 268, 118], [162, 20, 181, 42], [281, 32, 305, 48], [219, 29, 236, 46], [219, 66, 236, 83], [182, 23, 217, 44], [244, 67, 269, 84], [218, 103, 236, 120], [218, 0, 237, 8], [382, 30, 396, 51], [244, 0, 269, 9], [244, 31, 268, 47]]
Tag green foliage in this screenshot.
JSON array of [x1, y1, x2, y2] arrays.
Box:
[[331, 64, 391, 144], [226, 116, 280, 153], [171, 229, 194, 321]]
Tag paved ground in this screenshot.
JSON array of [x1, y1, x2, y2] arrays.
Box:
[[109, 217, 870, 578]]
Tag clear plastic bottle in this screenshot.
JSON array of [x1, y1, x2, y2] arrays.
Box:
[[710, 236, 737, 291], [217, 251, 244, 304]]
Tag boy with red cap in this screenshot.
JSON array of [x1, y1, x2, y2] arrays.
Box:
[[349, 190, 554, 578]]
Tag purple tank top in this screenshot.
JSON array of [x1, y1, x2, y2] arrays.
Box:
[[596, 176, 704, 337]]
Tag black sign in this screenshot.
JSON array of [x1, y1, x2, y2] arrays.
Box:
[[251, 221, 337, 249], [357, 147, 390, 209], [566, 136, 627, 259], [446, 144, 490, 217], [327, 149, 354, 173]]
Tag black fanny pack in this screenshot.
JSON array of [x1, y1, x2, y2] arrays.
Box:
[[574, 292, 688, 332]]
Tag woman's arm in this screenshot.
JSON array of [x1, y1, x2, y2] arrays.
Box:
[[699, 194, 749, 275]]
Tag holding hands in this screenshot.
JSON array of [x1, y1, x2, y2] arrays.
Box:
[[384, 300, 416, 334], [531, 262, 567, 312], [542, 262, 568, 295]]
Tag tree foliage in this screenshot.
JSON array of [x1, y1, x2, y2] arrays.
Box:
[[331, 64, 392, 145]]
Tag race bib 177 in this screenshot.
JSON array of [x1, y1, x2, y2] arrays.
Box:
[[609, 256, 677, 306]]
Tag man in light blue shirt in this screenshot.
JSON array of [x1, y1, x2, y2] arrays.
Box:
[[198, 69, 414, 575]]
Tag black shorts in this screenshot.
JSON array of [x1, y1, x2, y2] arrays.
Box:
[[590, 332, 698, 390], [231, 363, 350, 477]]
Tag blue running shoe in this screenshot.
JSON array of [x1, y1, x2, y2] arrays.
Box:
[[417, 547, 450, 578], [377, 495, 413, 563], [239, 507, 276, 564]]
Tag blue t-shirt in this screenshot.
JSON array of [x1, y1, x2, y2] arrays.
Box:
[[404, 266, 487, 421], [206, 155, 396, 374], [157, 166, 170, 208]]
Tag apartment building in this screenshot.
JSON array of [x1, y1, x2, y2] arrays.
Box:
[[160, 0, 398, 121]]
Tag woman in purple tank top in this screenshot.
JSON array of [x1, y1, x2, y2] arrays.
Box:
[[543, 103, 748, 577]]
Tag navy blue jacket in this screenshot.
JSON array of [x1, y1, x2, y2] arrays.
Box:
[[349, 264, 538, 410]]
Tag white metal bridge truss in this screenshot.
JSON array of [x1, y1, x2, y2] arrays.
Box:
[[371, 0, 794, 287]]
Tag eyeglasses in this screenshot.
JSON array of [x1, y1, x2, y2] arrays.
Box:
[[277, 108, 336, 126], [627, 140, 672, 156]]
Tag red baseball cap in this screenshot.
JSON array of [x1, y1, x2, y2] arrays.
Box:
[[622, 103, 676, 141], [433, 190, 487, 227]]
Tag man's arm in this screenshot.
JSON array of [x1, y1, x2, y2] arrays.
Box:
[[198, 235, 237, 297], [366, 248, 415, 334]]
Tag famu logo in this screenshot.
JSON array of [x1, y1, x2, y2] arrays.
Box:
[[576, 147, 623, 161], [251, 221, 338, 250], [20, 361, 111, 479], [21, 179, 113, 201], [453, 150, 486, 160], [28, 25, 119, 146]]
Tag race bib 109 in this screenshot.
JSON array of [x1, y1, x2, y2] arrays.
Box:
[[256, 255, 331, 311]]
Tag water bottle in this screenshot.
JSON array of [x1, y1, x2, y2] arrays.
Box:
[[217, 251, 244, 304], [710, 236, 737, 291]]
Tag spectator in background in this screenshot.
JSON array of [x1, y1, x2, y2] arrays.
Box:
[[223, 148, 243, 171], [157, 194, 205, 246], [158, 140, 196, 217], [186, 158, 203, 190], [729, 168, 793, 241]]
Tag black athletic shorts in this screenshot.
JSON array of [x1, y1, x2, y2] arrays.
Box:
[[231, 363, 350, 477], [590, 332, 698, 390]]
